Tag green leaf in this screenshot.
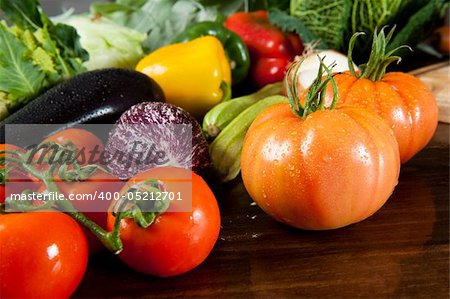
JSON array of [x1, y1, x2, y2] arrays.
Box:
[[0, 0, 43, 30], [0, 22, 45, 111], [92, 0, 240, 52], [290, 0, 351, 50], [269, 8, 326, 49], [117, 0, 147, 7], [90, 3, 137, 21], [387, 0, 443, 53], [47, 23, 89, 62], [31, 47, 56, 73], [351, 0, 403, 35]]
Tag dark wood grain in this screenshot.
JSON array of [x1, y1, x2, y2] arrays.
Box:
[[74, 123, 449, 299]]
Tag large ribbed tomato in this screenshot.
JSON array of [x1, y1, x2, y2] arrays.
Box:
[[241, 103, 400, 230], [325, 72, 438, 163], [320, 29, 438, 163]]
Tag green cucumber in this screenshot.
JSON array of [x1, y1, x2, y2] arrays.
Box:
[[210, 95, 289, 182], [203, 82, 282, 139]]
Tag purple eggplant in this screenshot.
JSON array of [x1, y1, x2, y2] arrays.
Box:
[[105, 102, 210, 180]]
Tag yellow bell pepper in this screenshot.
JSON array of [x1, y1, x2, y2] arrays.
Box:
[[136, 36, 232, 117]]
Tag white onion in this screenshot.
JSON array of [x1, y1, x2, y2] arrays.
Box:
[[292, 50, 358, 92]]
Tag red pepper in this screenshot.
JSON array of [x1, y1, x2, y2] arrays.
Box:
[[224, 10, 303, 88]]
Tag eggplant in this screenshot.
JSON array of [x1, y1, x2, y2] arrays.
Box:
[[105, 102, 210, 180], [0, 68, 164, 143]]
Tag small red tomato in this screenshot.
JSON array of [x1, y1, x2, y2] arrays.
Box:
[[251, 57, 289, 87], [0, 212, 88, 298], [107, 167, 220, 277], [33, 128, 105, 167]]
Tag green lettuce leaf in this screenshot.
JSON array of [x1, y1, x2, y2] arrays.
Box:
[[0, 0, 88, 119], [54, 14, 146, 70], [91, 0, 233, 52], [0, 21, 46, 117], [0, 0, 43, 29]]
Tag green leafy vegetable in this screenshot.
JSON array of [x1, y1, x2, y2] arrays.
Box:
[[289, 0, 446, 61], [0, 22, 45, 119], [54, 14, 146, 70], [0, 0, 88, 119], [91, 0, 219, 52], [351, 0, 403, 35], [0, 0, 43, 29], [387, 0, 444, 53], [91, 0, 262, 52], [290, 0, 352, 49]]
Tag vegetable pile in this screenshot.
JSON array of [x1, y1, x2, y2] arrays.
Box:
[[0, 0, 88, 119], [0, 0, 445, 297]]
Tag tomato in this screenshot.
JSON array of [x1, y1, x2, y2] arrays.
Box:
[[107, 167, 220, 277], [252, 58, 289, 88], [34, 128, 105, 166], [0, 212, 88, 298], [0, 144, 40, 204], [241, 104, 400, 230], [316, 30, 439, 163], [54, 170, 124, 254], [325, 72, 438, 163], [20, 128, 111, 254]]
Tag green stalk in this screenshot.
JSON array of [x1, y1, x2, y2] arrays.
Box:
[[284, 56, 338, 118], [347, 27, 412, 81], [1, 150, 125, 253], [44, 175, 123, 253], [2, 146, 168, 254]]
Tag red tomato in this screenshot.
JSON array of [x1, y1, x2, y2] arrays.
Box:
[[241, 104, 400, 230], [251, 57, 289, 88], [0, 212, 88, 298], [324, 72, 438, 163], [107, 167, 220, 277], [34, 128, 105, 166]]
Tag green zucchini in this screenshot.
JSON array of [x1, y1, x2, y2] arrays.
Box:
[[202, 82, 282, 139], [210, 95, 289, 182]]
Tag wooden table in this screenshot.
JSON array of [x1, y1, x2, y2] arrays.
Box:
[[74, 123, 449, 298]]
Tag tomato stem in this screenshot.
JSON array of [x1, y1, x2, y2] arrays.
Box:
[[1, 151, 124, 254], [2, 145, 170, 255], [285, 56, 338, 118], [67, 209, 123, 253], [348, 27, 412, 81], [44, 176, 124, 252]]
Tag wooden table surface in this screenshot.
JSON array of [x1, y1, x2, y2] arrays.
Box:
[[74, 123, 449, 299]]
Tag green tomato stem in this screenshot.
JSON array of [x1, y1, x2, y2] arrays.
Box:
[[347, 27, 411, 81], [2, 152, 124, 254], [285, 56, 338, 118], [66, 209, 123, 254]]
